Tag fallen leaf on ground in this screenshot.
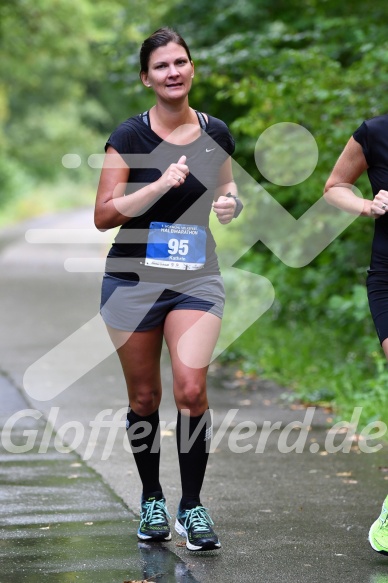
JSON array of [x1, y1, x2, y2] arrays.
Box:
[[175, 541, 186, 547], [330, 427, 358, 435], [336, 472, 352, 477], [160, 429, 174, 437]]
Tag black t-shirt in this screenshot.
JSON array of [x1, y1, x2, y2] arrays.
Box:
[[104, 111, 235, 282], [353, 114, 388, 271]]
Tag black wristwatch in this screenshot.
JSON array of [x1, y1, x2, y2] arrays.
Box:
[[226, 192, 243, 218]]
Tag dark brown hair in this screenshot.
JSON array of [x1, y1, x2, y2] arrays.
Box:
[[139, 27, 192, 74]]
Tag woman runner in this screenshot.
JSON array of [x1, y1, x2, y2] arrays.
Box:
[[324, 114, 388, 556], [94, 27, 242, 551]]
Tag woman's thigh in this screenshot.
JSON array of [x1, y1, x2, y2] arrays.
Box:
[[107, 324, 164, 415], [163, 309, 222, 415]]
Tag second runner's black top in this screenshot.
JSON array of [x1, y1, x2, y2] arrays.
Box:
[[353, 114, 388, 272]]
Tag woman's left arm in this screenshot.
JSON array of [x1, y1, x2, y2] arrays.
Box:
[[212, 157, 239, 224]]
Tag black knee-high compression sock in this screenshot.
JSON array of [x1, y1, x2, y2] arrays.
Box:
[[176, 409, 212, 510], [126, 408, 162, 499]]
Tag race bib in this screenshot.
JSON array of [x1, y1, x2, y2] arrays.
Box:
[[145, 222, 207, 270]]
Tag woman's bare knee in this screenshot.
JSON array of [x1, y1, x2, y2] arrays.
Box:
[[175, 380, 208, 415], [128, 386, 162, 416]]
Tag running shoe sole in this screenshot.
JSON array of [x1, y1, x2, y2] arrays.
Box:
[[137, 529, 172, 542], [175, 518, 221, 551], [369, 520, 388, 556]]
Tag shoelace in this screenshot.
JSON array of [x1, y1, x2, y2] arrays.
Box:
[[141, 499, 170, 527], [183, 506, 214, 532], [380, 507, 388, 526]]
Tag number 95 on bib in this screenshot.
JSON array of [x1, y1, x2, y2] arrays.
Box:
[[145, 222, 207, 270]]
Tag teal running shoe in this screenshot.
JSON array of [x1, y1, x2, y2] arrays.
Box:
[[369, 495, 388, 555], [175, 505, 221, 551], [137, 494, 171, 542]]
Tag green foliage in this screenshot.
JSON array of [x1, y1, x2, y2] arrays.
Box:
[[0, 156, 30, 209], [0, 0, 178, 209], [225, 311, 388, 426], [159, 0, 388, 422], [2, 0, 388, 421]]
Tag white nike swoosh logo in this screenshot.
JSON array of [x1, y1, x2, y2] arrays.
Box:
[[206, 148, 215, 152]]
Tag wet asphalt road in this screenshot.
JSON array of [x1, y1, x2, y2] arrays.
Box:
[[1, 208, 388, 583]]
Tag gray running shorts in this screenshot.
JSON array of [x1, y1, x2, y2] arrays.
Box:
[[100, 274, 225, 332]]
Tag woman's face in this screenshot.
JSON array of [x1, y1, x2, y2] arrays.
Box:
[[141, 42, 194, 103]]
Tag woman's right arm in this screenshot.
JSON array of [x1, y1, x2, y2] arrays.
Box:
[[94, 147, 189, 230], [323, 136, 388, 219], [323, 137, 372, 216]]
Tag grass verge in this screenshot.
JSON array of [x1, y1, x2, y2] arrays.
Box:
[[222, 310, 388, 427]]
